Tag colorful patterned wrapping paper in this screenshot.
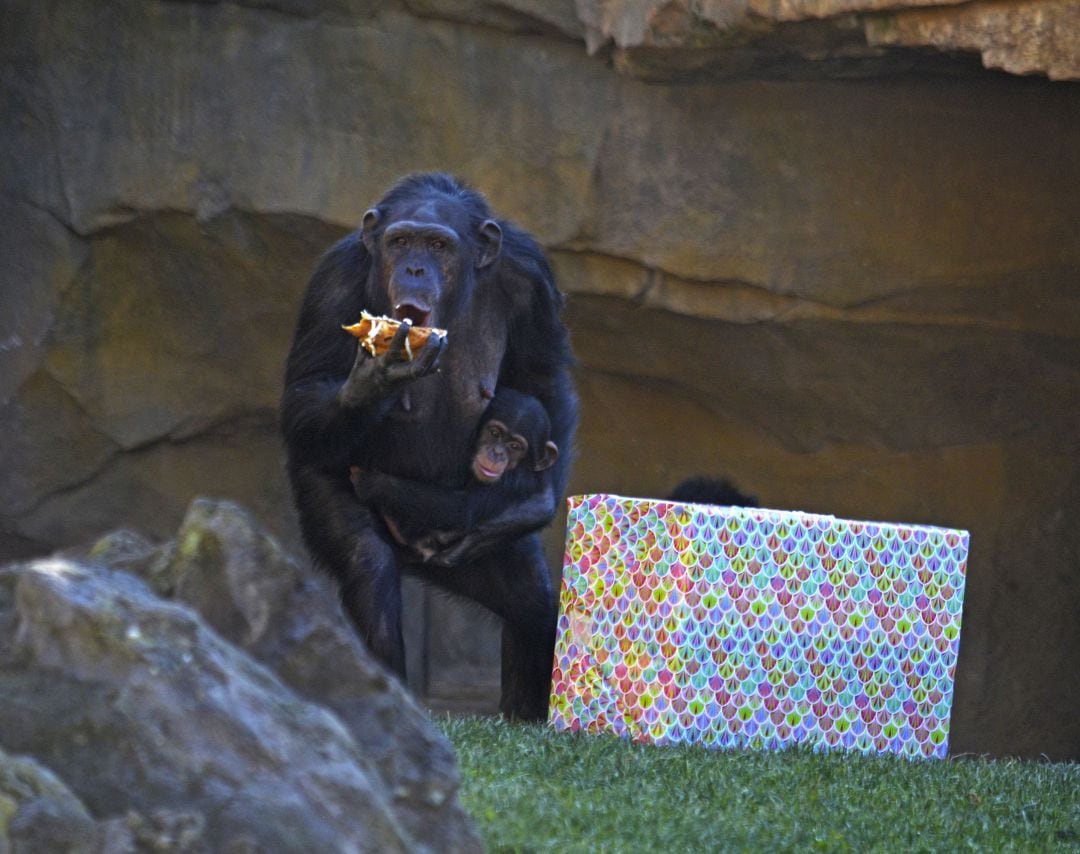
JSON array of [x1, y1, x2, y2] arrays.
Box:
[[549, 494, 969, 759]]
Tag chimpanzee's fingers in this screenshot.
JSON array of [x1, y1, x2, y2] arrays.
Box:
[[384, 319, 413, 364], [350, 339, 369, 371], [416, 332, 444, 375], [439, 538, 473, 568], [384, 334, 442, 383], [337, 340, 378, 408]]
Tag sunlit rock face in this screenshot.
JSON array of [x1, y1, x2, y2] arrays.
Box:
[[2, 0, 1077, 759]]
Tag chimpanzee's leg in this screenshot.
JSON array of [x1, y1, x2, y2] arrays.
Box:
[[419, 532, 557, 721], [288, 462, 406, 676]]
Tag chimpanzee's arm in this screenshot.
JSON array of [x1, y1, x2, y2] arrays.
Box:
[[354, 471, 474, 532], [425, 484, 557, 568], [280, 234, 443, 471], [338, 325, 444, 409], [283, 324, 443, 467]]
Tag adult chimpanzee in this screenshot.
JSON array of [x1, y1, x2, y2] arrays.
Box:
[[351, 387, 559, 562], [281, 173, 577, 720]]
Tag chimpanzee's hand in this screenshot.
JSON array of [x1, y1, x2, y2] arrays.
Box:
[[424, 487, 557, 568], [415, 530, 461, 566], [338, 320, 444, 409], [424, 533, 480, 568]]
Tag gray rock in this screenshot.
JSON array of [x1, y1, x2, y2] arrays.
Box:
[[93, 498, 472, 846], [0, 747, 97, 854], [0, 555, 481, 852]]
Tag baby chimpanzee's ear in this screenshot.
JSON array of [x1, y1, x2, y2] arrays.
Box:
[[533, 441, 559, 472]]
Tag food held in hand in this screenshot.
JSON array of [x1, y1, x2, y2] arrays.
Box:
[[342, 311, 447, 361]]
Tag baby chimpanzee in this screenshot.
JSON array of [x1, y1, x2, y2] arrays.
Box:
[[352, 388, 559, 564]]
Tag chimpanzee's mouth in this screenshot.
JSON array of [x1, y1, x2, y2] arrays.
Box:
[[393, 303, 431, 327], [473, 461, 503, 483]]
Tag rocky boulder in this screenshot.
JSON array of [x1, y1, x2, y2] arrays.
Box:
[[0, 744, 218, 853], [87, 498, 468, 845], [0, 503, 482, 852], [0, 747, 98, 854]]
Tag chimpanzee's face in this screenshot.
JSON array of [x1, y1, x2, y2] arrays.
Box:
[[362, 197, 501, 328], [378, 218, 462, 328], [471, 419, 528, 484]]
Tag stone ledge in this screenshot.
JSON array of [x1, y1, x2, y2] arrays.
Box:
[[576, 0, 1079, 80]]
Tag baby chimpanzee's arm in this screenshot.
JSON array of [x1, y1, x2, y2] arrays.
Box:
[[352, 471, 475, 536]]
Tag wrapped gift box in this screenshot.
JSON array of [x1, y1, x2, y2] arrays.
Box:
[[549, 494, 969, 759]]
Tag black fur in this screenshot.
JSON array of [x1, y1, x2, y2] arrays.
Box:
[[352, 389, 557, 560], [667, 476, 759, 508], [281, 173, 577, 720]]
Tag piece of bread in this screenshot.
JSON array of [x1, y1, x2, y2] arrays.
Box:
[[342, 311, 447, 361]]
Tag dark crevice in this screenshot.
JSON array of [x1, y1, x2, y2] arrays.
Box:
[[155, 0, 586, 46], [556, 248, 1080, 335], [401, 2, 585, 47], [155, 0, 345, 24], [552, 245, 770, 293], [9, 404, 279, 521], [18, 197, 82, 241], [55, 203, 348, 241]]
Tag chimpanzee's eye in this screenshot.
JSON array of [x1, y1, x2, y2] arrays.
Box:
[[508, 441, 523, 454], [488, 425, 500, 438], [392, 235, 408, 247], [432, 238, 447, 251]]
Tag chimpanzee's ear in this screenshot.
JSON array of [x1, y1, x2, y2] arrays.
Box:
[[477, 219, 502, 268], [361, 208, 381, 252], [533, 440, 559, 472]]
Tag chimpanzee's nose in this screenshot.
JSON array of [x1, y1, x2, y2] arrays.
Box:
[[406, 265, 424, 277]]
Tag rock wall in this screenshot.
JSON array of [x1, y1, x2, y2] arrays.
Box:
[[2, 0, 1078, 759]]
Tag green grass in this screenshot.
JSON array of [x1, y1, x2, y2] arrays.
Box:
[[437, 716, 1079, 853]]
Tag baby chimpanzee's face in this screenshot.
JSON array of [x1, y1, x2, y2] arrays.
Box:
[[472, 419, 528, 484]]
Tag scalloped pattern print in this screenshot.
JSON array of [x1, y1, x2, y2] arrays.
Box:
[[550, 495, 969, 759]]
